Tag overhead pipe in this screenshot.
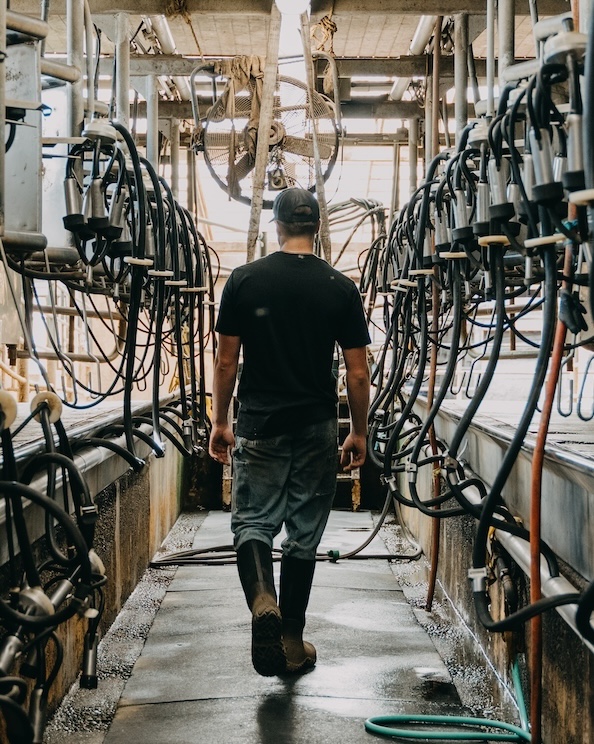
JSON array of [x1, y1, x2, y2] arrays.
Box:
[[6, 10, 48, 40], [40, 58, 81, 84], [389, 15, 438, 101], [148, 15, 192, 101]]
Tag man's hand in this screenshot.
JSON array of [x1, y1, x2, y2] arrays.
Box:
[[340, 432, 367, 472], [209, 423, 235, 465]]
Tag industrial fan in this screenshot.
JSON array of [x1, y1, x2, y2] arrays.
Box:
[[202, 75, 339, 209]]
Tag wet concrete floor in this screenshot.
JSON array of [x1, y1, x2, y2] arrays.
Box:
[[93, 510, 468, 744]]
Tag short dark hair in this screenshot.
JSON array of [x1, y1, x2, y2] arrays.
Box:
[[276, 220, 318, 237]]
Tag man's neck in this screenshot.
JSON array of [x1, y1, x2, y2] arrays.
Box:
[[280, 238, 315, 255]]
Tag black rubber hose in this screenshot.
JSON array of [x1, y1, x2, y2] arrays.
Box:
[[472, 244, 557, 572]]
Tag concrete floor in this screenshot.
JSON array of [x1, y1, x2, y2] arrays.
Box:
[[99, 510, 468, 744]]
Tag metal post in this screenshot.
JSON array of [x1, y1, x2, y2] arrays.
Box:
[[187, 147, 195, 215], [146, 77, 159, 167], [389, 141, 400, 226], [431, 17, 442, 161], [246, 5, 281, 263], [579, 0, 592, 31], [486, 0, 495, 119], [454, 13, 468, 146], [67, 0, 85, 136], [425, 82, 433, 172], [115, 13, 130, 129], [498, 0, 515, 82], [171, 117, 180, 199], [301, 11, 332, 263], [409, 118, 418, 197]]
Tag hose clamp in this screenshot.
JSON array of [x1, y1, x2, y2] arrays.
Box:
[[382, 475, 398, 493], [468, 567, 488, 593]]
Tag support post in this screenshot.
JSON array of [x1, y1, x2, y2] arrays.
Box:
[[146, 77, 159, 167], [171, 117, 180, 199], [115, 13, 130, 129], [431, 17, 442, 161], [409, 118, 418, 197], [498, 0, 515, 82], [454, 13, 468, 146], [187, 146, 196, 215], [389, 141, 400, 227], [67, 0, 85, 135], [246, 5, 281, 263], [486, 0, 495, 119]]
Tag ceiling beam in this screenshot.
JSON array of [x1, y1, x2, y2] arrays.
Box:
[[341, 98, 421, 118], [135, 97, 421, 119], [325, 56, 488, 78], [12, 0, 565, 16], [94, 53, 490, 79], [312, 0, 565, 14]]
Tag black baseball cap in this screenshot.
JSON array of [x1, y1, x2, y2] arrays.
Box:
[[272, 188, 320, 224]]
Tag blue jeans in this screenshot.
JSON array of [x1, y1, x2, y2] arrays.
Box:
[[231, 419, 338, 560]]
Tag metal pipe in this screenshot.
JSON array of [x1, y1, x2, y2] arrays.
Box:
[[425, 80, 433, 172], [83, 0, 95, 119], [389, 141, 400, 226], [6, 10, 48, 39], [312, 51, 342, 135], [67, 0, 85, 136], [40, 0, 50, 56], [115, 13, 130, 129], [486, 0, 496, 119], [34, 305, 124, 320], [409, 117, 418, 196], [389, 15, 438, 101], [40, 58, 81, 84], [454, 14, 468, 146], [171, 117, 180, 199], [461, 479, 594, 656], [187, 146, 196, 215], [146, 77, 159, 167], [148, 15, 192, 101], [431, 17, 442, 161], [579, 0, 591, 31], [498, 0, 515, 82]]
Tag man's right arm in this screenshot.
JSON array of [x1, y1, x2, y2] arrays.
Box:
[[340, 346, 370, 472], [209, 333, 241, 465]]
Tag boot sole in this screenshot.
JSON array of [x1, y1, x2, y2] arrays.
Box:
[[252, 606, 286, 676]]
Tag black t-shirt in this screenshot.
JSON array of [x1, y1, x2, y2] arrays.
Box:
[[216, 251, 371, 439]]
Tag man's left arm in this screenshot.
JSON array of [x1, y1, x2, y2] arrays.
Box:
[[340, 346, 370, 472], [209, 333, 241, 465]]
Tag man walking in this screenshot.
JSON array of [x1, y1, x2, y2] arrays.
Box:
[[209, 187, 370, 676]]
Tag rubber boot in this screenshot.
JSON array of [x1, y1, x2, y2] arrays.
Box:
[[236, 540, 286, 676], [279, 555, 317, 673]]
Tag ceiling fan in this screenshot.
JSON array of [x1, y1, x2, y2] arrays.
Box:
[[201, 74, 339, 209]]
